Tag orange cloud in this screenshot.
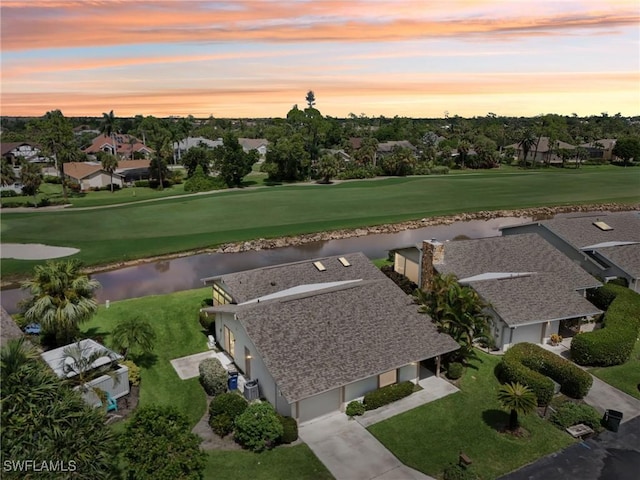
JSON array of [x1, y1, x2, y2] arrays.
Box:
[[2, 1, 638, 51]]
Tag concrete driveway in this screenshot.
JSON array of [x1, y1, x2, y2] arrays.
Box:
[[583, 376, 640, 424], [299, 412, 434, 480]]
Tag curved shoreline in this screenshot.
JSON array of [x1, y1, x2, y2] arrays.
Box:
[[1, 202, 637, 288]]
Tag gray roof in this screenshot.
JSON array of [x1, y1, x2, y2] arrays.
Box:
[[597, 243, 640, 278], [435, 234, 602, 327], [437, 233, 600, 290], [534, 212, 640, 250], [203, 252, 388, 304], [205, 253, 459, 403], [0, 306, 23, 347], [175, 136, 222, 151]]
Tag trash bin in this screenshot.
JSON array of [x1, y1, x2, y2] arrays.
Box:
[[227, 369, 239, 391], [603, 409, 623, 432]]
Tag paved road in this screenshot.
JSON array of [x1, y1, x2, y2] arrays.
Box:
[[499, 415, 640, 480]]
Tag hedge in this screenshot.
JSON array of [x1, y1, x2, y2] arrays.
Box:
[[363, 381, 414, 410], [499, 343, 592, 406], [550, 402, 602, 432], [198, 358, 227, 396], [209, 392, 248, 420], [278, 415, 298, 444], [571, 284, 640, 366]]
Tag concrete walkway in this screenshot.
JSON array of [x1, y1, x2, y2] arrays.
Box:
[[299, 375, 458, 480], [170, 350, 233, 380]]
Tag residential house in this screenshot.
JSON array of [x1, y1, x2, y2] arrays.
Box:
[[396, 234, 602, 351], [63, 159, 150, 191], [238, 138, 269, 161], [377, 140, 417, 158], [502, 212, 640, 292], [40, 338, 129, 407], [174, 136, 223, 160], [505, 137, 576, 164], [579, 139, 617, 162], [84, 134, 153, 160], [1, 142, 42, 164], [202, 253, 458, 422]]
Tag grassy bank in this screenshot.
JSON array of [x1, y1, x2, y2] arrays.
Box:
[[2, 167, 638, 278], [368, 352, 574, 479]]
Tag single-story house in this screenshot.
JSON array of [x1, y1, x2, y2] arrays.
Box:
[[1, 142, 42, 163], [40, 338, 129, 407], [377, 140, 417, 157], [505, 137, 576, 164], [115, 159, 152, 183], [579, 139, 617, 161], [202, 252, 458, 423], [63, 159, 151, 190], [502, 212, 640, 292], [396, 234, 602, 351], [174, 136, 223, 160], [238, 138, 269, 161], [84, 134, 153, 159]]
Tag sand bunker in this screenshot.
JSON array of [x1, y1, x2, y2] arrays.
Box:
[[1, 243, 80, 260]]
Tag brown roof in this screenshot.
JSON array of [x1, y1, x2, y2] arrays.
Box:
[[84, 134, 153, 156], [117, 159, 150, 170], [1, 142, 39, 156], [348, 137, 362, 150], [205, 253, 459, 403], [63, 162, 102, 180]]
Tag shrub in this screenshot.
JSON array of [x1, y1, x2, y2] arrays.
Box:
[[446, 362, 464, 380], [278, 415, 298, 444], [550, 402, 603, 431], [345, 400, 366, 417], [209, 392, 248, 420], [121, 359, 141, 386], [572, 285, 640, 366], [443, 463, 477, 480], [499, 343, 592, 406], [432, 165, 450, 175], [607, 277, 629, 288], [210, 413, 234, 437], [380, 265, 418, 295], [198, 358, 227, 396], [44, 175, 62, 184], [134, 180, 150, 188], [234, 403, 283, 452], [198, 310, 215, 332], [549, 333, 563, 345], [0, 189, 18, 197], [0, 201, 24, 208], [363, 381, 414, 410]]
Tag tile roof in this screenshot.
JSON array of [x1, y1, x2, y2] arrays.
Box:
[[205, 253, 459, 403], [534, 212, 640, 249]]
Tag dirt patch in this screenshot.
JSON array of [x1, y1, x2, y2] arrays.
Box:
[[105, 384, 139, 425], [192, 396, 242, 451]]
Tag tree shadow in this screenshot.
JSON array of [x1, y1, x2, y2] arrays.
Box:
[[482, 409, 509, 431], [131, 352, 158, 369], [264, 180, 282, 186], [82, 327, 111, 345]]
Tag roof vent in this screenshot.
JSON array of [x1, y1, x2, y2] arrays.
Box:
[[338, 257, 351, 267], [313, 261, 326, 272], [593, 221, 613, 231]]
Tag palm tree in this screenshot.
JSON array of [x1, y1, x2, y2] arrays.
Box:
[[19, 161, 43, 205], [20, 260, 100, 346], [110, 316, 156, 359], [1, 158, 16, 186], [456, 140, 471, 169], [518, 130, 537, 168], [316, 153, 340, 183], [101, 110, 118, 157], [60, 341, 120, 398], [498, 382, 537, 431], [100, 152, 119, 193], [0, 337, 38, 380]]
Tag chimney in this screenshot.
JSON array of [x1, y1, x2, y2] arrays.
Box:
[[420, 240, 445, 292]]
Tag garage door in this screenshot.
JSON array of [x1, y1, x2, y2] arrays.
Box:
[[513, 323, 543, 345], [298, 389, 341, 423]]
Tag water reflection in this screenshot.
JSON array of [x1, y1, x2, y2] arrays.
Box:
[[1, 216, 530, 313]]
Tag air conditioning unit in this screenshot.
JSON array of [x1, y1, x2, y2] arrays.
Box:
[[244, 379, 260, 401]]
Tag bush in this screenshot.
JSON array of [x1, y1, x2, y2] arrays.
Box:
[[134, 180, 150, 188], [446, 362, 464, 380], [44, 175, 62, 184], [363, 381, 414, 411], [199, 310, 215, 333], [345, 400, 366, 417], [121, 359, 141, 386], [607, 277, 629, 288], [443, 463, 477, 480], [234, 403, 283, 452], [278, 415, 298, 444], [0, 201, 24, 208], [198, 358, 227, 396], [0, 189, 19, 197], [210, 413, 234, 437], [572, 285, 640, 366], [432, 165, 450, 175], [499, 343, 592, 406], [550, 402, 603, 431], [209, 392, 248, 420]]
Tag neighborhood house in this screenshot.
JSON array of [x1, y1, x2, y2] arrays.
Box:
[[203, 253, 459, 422], [396, 234, 602, 351]]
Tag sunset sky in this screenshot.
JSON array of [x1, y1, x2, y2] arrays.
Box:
[[1, 0, 639, 118]]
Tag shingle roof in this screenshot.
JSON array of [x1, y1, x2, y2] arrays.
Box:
[[377, 140, 416, 153], [1, 142, 38, 156], [434, 234, 602, 327], [0, 306, 23, 347], [203, 252, 387, 304], [238, 138, 268, 150], [63, 162, 103, 180], [535, 212, 640, 249], [597, 243, 640, 278], [205, 253, 459, 403], [116, 159, 150, 171]]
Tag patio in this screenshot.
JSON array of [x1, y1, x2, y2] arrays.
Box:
[[170, 350, 248, 392]]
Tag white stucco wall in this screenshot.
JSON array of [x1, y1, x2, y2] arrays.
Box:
[[344, 376, 378, 402], [80, 172, 123, 191], [297, 388, 341, 423], [398, 364, 419, 383], [80, 364, 130, 407]]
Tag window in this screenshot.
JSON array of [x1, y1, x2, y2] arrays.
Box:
[[378, 369, 397, 388], [338, 257, 351, 267], [212, 283, 232, 306], [313, 261, 326, 271], [593, 221, 613, 231]]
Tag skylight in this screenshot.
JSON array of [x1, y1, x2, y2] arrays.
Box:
[[313, 261, 326, 271], [338, 257, 351, 267], [593, 221, 613, 231]]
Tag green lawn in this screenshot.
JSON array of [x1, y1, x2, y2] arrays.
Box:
[[368, 352, 575, 479], [2, 166, 638, 279], [205, 446, 333, 480], [590, 338, 640, 399], [81, 288, 210, 427]]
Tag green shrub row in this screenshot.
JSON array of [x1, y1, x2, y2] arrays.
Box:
[[571, 285, 640, 366], [198, 357, 228, 396], [499, 343, 592, 406], [0, 189, 21, 197], [363, 381, 414, 410], [550, 401, 602, 431]]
